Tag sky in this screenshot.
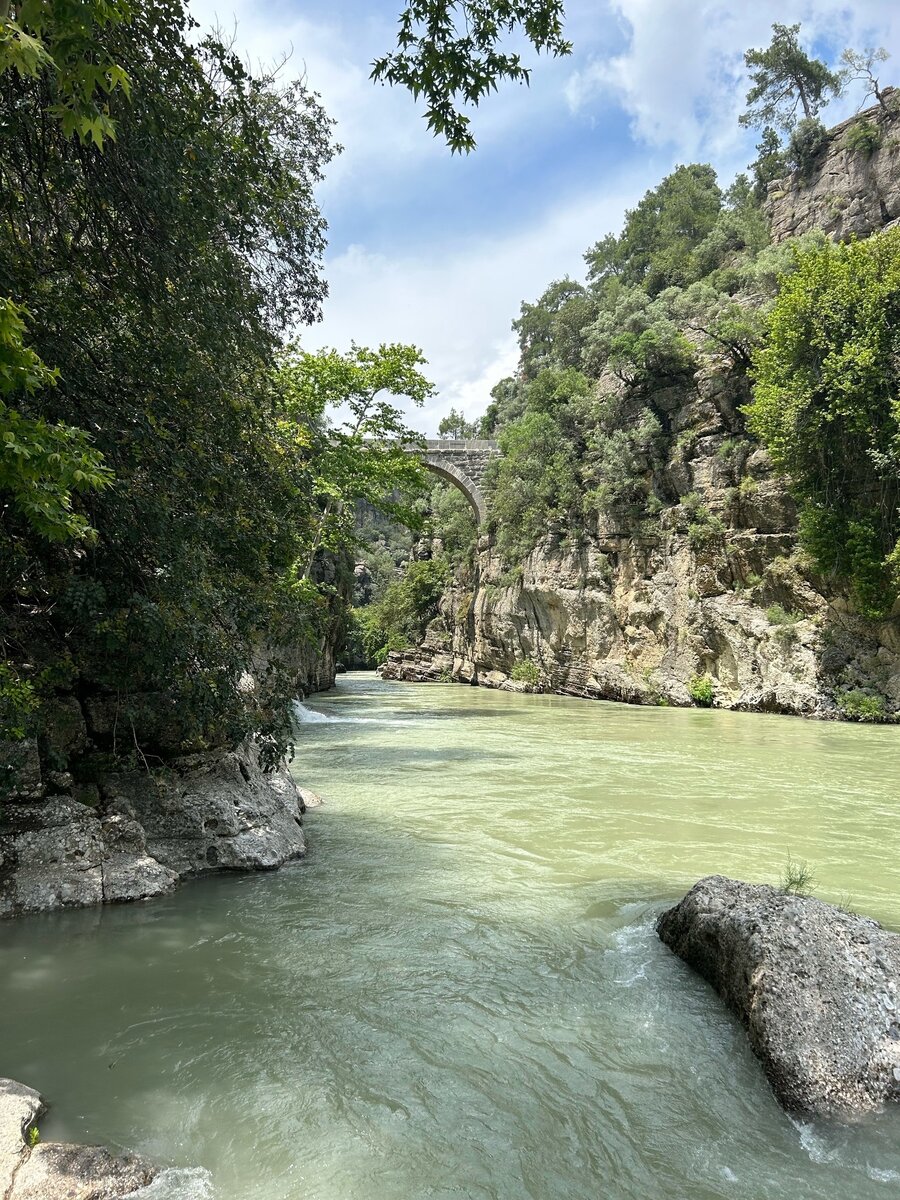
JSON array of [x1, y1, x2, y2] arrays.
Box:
[[187, 0, 900, 434]]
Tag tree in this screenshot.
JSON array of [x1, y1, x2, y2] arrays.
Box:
[[513, 278, 596, 379], [0, 0, 131, 146], [587, 165, 724, 297], [438, 407, 479, 438], [1, 0, 341, 760], [746, 229, 900, 617], [372, 0, 571, 152], [740, 23, 841, 133], [276, 343, 433, 576], [486, 410, 580, 562], [840, 47, 892, 113], [750, 126, 789, 200]]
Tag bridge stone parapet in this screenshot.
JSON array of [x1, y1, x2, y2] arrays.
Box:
[[418, 439, 501, 524]]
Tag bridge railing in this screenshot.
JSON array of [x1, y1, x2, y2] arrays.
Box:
[[422, 439, 499, 450]]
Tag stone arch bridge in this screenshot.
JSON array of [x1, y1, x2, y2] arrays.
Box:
[[417, 439, 501, 524]]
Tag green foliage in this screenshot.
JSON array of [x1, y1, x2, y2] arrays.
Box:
[[766, 603, 801, 627], [513, 278, 596, 379], [0, 0, 131, 147], [787, 117, 828, 176], [0, 660, 38, 740], [0, 299, 112, 542], [479, 375, 526, 435], [845, 117, 881, 157], [371, 0, 571, 152], [780, 854, 815, 895], [687, 674, 714, 706], [750, 127, 789, 201], [836, 688, 889, 723], [510, 659, 540, 685], [26, 1125, 39, 1148], [348, 557, 450, 665], [0, 1, 354, 765], [687, 508, 725, 549], [586, 165, 724, 296], [276, 343, 433, 575], [740, 23, 842, 134], [487, 410, 579, 562], [427, 482, 477, 564], [437, 407, 480, 438], [747, 228, 900, 616], [583, 288, 695, 385]]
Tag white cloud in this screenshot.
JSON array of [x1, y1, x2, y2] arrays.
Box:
[[303, 175, 657, 433], [182, 0, 900, 436], [564, 1, 900, 160]]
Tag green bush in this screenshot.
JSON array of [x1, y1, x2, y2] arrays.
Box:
[[780, 854, 815, 896], [846, 118, 881, 157], [510, 660, 541, 686], [836, 689, 888, 723], [747, 228, 900, 616], [788, 117, 828, 176], [688, 674, 715, 707]]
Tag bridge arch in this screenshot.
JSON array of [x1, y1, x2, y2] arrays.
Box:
[[417, 439, 500, 526]]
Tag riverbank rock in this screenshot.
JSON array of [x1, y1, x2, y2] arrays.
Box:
[[0, 1078, 156, 1199], [0, 743, 308, 918], [657, 876, 900, 1119]]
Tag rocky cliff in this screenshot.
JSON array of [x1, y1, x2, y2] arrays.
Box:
[[766, 93, 900, 244], [383, 107, 900, 717], [383, 365, 900, 717]]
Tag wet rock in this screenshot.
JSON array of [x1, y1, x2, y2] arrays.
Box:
[[1, 744, 307, 917], [657, 876, 900, 1119], [106, 744, 306, 879], [0, 1078, 156, 1199]]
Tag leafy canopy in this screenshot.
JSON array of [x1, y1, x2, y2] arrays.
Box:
[[372, 0, 571, 152], [0, 0, 132, 146], [747, 229, 900, 616], [276, 343, 433, 575], [740, 23, 841, 133]]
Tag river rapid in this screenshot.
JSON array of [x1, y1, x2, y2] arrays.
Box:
[[2, 672, 900, 1199]]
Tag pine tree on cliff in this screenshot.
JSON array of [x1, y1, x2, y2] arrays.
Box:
[[740, 23, 841, 133]]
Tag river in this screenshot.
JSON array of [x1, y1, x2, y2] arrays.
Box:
[[2, 672, 900, 1199]]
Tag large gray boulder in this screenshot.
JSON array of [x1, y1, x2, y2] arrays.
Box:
[[0, 1078, 156, 1199], [657, 875, 900, 1119], [0, 743, 306, 918]]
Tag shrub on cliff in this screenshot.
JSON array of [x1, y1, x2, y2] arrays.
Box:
[[747, 228, 900, 617]]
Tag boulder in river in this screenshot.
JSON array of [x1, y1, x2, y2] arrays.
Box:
[[0, 1077, 156, 1199], [657, 875, 900, 1119]]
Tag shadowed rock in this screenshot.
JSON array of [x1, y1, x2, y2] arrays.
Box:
[[657, 875, 900, 1119], [0, 1078, 156, 1198]]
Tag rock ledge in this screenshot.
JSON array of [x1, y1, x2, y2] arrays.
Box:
[[0, 1077, 156, 1199], [657, 875, 900, 1119]]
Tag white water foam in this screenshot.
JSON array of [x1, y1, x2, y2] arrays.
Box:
[[292, 702, 336, 724], [126, 1167, 215, 1199]]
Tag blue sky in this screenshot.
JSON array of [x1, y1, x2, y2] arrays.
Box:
[[189, 0, 900, 433]]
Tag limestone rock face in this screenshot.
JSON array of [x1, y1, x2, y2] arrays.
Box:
[[0, 1078, 156, 1200], [0, 744, 306, 918], [657, 876, 900, 1119], [381, 371, 900, 716], [766, 97, 900, 244]]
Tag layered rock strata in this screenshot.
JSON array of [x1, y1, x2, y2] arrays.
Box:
[[657, 876, 900, 1119], [382, 372, 900, 717]]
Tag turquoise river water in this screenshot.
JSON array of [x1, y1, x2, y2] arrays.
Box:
[[2, 672, 900, 1199]]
